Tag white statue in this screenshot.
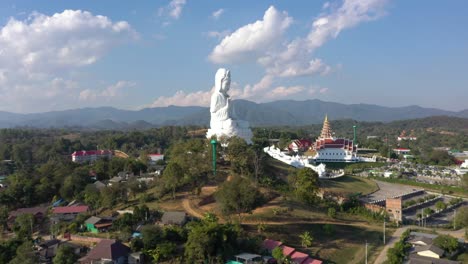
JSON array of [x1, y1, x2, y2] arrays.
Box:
[[206, 68, 253, 144]]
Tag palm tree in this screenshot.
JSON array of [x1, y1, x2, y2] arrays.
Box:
[[299, 231, 313, 248]]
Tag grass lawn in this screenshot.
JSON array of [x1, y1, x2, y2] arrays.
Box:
[[320, 175, 379, 196], [250, 222, 388, 264]]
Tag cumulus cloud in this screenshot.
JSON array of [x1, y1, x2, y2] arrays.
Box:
[[159, 0, 186, 21], [151, 0, 388, 107], [209, 6, 292, 64], [79, 81, 135, 101], [150, 89, 213, 107], [212, 9, 225, 19], [0, 9, 137, 112]]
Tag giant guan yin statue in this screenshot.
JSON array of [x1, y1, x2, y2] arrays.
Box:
[[206, 68, 253, 144]]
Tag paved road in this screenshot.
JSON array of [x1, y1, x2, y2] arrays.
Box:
[[373, 225, 466, 264], [373, 226, 409, 264]]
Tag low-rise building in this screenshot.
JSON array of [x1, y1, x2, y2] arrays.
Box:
[[71, 150, 113, 163], [79, 239, 130, 264], [52, 205, 89, 221], [161, 211, 188, 226]]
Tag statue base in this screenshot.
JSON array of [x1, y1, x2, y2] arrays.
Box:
[[206, 118, 253, 144]]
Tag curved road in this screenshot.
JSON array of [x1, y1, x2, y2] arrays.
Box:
[[373, 226, 466, 264]]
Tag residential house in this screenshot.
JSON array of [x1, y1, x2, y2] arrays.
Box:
[[415, 245, 445, 259], [161, 211, 188, 226], [38, 239, 61, 263], [52, 205, 89, 221], [108, 176, 124, 186], [85, 216, 113, 233], [280, 245, 296, 258], [262, 239, 283, 254], [261, 239, 322, 264], [8, 206, 48, 228], [290, 251, 309, 264], [393, 148, 411, 155], [79, 239, 130, 264], [93, 180, 106, 190], [408, 254, 461, 264], [147, 154, 164, 165], [408, 236, 434, 247]]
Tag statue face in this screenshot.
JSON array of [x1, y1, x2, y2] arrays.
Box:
[[221, 71, 231, 93], [215, 68, 231, 94]]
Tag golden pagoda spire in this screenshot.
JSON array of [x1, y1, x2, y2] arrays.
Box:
[[320, 114, 333, 139]]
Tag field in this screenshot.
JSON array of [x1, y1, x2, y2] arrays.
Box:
[[320, 175, 379, 196]]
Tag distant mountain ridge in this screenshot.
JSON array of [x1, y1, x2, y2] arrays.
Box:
[[0, 99, 466, 129]]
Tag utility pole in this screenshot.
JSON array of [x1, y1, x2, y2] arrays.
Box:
[[383, 219, 386, 244], [453, 209, 456, 230], [210, 139, 217, 176], [365, 240, 368, 264]]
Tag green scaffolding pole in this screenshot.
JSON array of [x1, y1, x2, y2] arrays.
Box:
[[210, 139, 217, 176]]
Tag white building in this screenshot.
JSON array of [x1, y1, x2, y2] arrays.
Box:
[[71, 150, 113, 163]]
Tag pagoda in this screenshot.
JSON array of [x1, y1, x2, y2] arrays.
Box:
[[311, 115, 358, 163]]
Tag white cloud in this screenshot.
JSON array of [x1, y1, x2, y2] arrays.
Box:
[[158, 0, 186, 20], [79, 81, 135, 101], [0, 9, 137, 112], [212, 9, 224, 19], [209, 6, 292, 64], [169, 0, 186, 19], [149, 0, 388, 108], [205, 30, 231, 39], [150, 89, 212, 107], [266, 85, 304, 99]]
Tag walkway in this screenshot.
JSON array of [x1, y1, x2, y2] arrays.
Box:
[[373, 226, 409, 264]]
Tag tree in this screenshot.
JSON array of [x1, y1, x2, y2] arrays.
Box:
[[328, 207, 336, 218], [53, 245, 78, 264], [9, 241, 38, 264], [433, 235, 459, 253], [146, 242, 176, 262], [454, 207, 468, 228], [226, 137, 252, 176], [462, 173, 468, 188], [272, 246, 286, 264], [288, 168, 319, 204], [184, 221, 239, 262], [141, 225, 163, 250], [167, 139, 211, 192], [299, 231, 313, 248], [215, 176, 262, 220], [13, 213, 34, 240], [161, 162, 184, 199], [435, 201, 447, 212]]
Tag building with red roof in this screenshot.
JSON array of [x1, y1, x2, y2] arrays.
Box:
[[52, 205, 89, 221], [311, 115, 358, 162], [302, 258, 323, 264], [280, 245, 296, 257], [290, 251, 309, 263], [393, 148, 411, 155], [289, 139, 313, 152], [71, 150, 113, 163], [262, 239, 283, 253]]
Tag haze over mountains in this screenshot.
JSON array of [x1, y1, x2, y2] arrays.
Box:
[[0, 99, 467, 129]]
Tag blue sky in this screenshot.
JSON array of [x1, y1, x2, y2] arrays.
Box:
[[0, 0, 466, 113]]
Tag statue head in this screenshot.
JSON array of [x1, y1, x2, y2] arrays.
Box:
[[215, 68, 231, 94]]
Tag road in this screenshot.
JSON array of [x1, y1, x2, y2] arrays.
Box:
[[373, 225, 466, 264], [373, 226, 409, 264]]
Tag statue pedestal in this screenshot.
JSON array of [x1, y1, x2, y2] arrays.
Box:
[[206, 118, 253, 144]]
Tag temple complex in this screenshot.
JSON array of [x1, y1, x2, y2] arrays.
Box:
[[310, 115, 359, 163]]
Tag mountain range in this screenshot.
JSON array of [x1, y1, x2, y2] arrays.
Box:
[[1, 99, 467, 129]]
